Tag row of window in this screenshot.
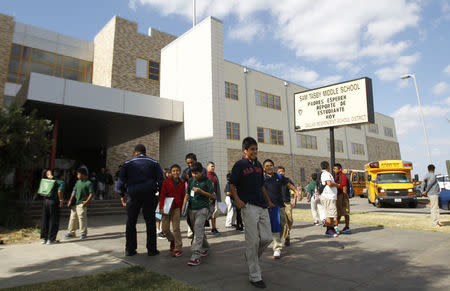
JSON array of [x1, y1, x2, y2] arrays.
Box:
[[136, 57, 160, 81], [226, 122, 366, 154], [8, 44, 93, 84]]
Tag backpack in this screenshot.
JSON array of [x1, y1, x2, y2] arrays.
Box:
[[37, 179, 58, 197], [316, 172, 326, 195]]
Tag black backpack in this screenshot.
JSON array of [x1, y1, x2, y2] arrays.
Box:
[[316, 172, 326, 195]]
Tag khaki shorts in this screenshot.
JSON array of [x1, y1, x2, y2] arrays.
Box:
[[320, 197, 337, 218], [336, 193, 350, 217]]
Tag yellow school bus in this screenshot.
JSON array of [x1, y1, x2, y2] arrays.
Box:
[[343, 169, 365, 197], [364, 160, 417, 208]]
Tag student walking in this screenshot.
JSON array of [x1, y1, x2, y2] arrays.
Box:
[[306, 173, 325, 225], [334, 163, 351, 234], [276, 166, 301, 246], [160, 164, 185, 257], [182, 162, 215, 266], [116, 144, 164, 257], [319, 161, 340, 237], [40, 169, 64, 244], [224, 173, 236, 228], [206, 161, 221, 235], [422, 164, 442, 229], [65, 168, 94, 239], [229, 137, 274, 289]]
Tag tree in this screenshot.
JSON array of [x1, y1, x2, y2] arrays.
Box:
[[0, 103, 52, 181]]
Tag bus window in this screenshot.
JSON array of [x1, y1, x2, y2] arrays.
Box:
[[352, 173, 357, 182]]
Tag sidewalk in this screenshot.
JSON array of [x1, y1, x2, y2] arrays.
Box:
[[1, 214, 450, 290]]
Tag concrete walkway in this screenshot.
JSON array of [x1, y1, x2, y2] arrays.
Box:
[[1, 212, 450, 290]]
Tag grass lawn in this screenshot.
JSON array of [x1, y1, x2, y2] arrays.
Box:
[[293, 208, 450, 233], [4, 266, 201, 291], [0, 226, 40, 244]]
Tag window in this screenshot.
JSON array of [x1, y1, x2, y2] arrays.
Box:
[[136, 57, 160, 81], [225, 81, 238, 100], [297, 134, 317, 149], [300, 168, 306, 182], [349, 124, 361, 129], [255, 90, 281, 110], [384, 127, 394, 137], [226, 122, 240, 140], [327, 139, 344, 153], [7, 44, 92, 84], [257, 127, 284, 145], [352, 143, 365, 155], [368, 124, 379, 134]]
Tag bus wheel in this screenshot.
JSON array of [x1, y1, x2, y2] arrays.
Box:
[[375, 199, 383, 208]]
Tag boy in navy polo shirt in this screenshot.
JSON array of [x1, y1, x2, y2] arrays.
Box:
[[263, 160, 299, 259], [229, 137, 274, 289]]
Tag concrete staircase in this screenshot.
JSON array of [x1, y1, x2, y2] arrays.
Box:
[[17, 199, 126, 221]]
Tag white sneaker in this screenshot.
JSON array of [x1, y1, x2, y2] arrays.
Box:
[[273, 250, 281, 259], [41, 239, 47, 244], [334, 226, 340, 234]]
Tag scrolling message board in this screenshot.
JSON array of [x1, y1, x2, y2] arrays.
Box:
[[294, 77, 374, 131]]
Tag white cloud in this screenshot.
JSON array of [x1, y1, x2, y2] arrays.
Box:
[[228, 21, 265, 42], [432, 81, 449, 95], [444, 64, 450, 74], [241, 57, 341, 88], [128, 0, 137, 11], [375, 53, 420, 81], [391, 97, 450, 137], [131, 0, 421, 62]]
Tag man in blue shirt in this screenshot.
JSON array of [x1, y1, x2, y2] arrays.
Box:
[[116, 144, 164, 257], [229, 137, 274, 289]]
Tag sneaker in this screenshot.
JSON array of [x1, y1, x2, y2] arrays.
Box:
[[170, 240, 175, 251], [46, 240, 60, 245], [250, 280, 267, 289], [188, 259, 200, 266], [284, 238, 290, 246], [325, 230, 338, 237], [64, 233, 74, 238], [211, 228, 221, 235], [148, 250, 160, 256], [273, 250, 281, 259], [334, 226, 340, 234], [125, 250, 137, 256], [341, 226, 352, 234], [200, 250, 208, 257], [172, 251, 183, 257], [313, 221, 320, 226], [80, 235, 87, 239], [41, 239, 47, 244], [158, 232, 166, 239]]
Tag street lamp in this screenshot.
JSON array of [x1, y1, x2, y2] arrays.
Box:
[[401, 73, 432, 164]]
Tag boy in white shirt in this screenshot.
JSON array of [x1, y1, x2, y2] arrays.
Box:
[[319, 161, 340, 237]]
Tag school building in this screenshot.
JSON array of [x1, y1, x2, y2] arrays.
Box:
[[0, 13, 401, 189]]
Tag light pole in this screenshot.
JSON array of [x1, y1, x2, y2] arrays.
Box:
[[401, 73, 432, 164]]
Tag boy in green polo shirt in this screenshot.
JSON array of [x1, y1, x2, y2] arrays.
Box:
[[182, 162, 215, 266], [65, 168, 94, 239]]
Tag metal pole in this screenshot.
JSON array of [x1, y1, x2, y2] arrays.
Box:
[[284, 81, 296, 184], [411, 74, 432, 164], [330, 127, 336, 171], [192, 0, 196, 27]]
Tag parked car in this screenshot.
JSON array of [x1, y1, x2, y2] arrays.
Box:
[[436, 174, 450, 191], [439, 190, 450, 210]]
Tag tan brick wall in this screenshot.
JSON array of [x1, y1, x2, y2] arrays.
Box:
[[106, 131, 160, 174], [227, 148, 367, 187], [0, 14, 14, 110], [366, 136, 401, 162], [109, 17, 176, 96]]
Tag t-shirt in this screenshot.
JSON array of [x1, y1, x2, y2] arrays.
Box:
[[264, 173, 289, 207], [336, 172, 349, 195], [306, 180, 317, 195], [281, 177, 294, 202], [229, 157, 267, 208], [186, 176, 214, 210], [73, 179, 94, 205], [321, 170, 337, 200], [47, 179, 65, 200]]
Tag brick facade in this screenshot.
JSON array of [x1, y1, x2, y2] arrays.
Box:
[[366, 136, 401, 162], [0, 14, 14, 110], [94, 17, 176, 171]]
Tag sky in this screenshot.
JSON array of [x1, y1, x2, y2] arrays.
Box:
[[1, 0, 450, 177]]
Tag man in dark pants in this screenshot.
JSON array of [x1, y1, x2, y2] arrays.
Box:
[[116, 144, 164, 257]]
